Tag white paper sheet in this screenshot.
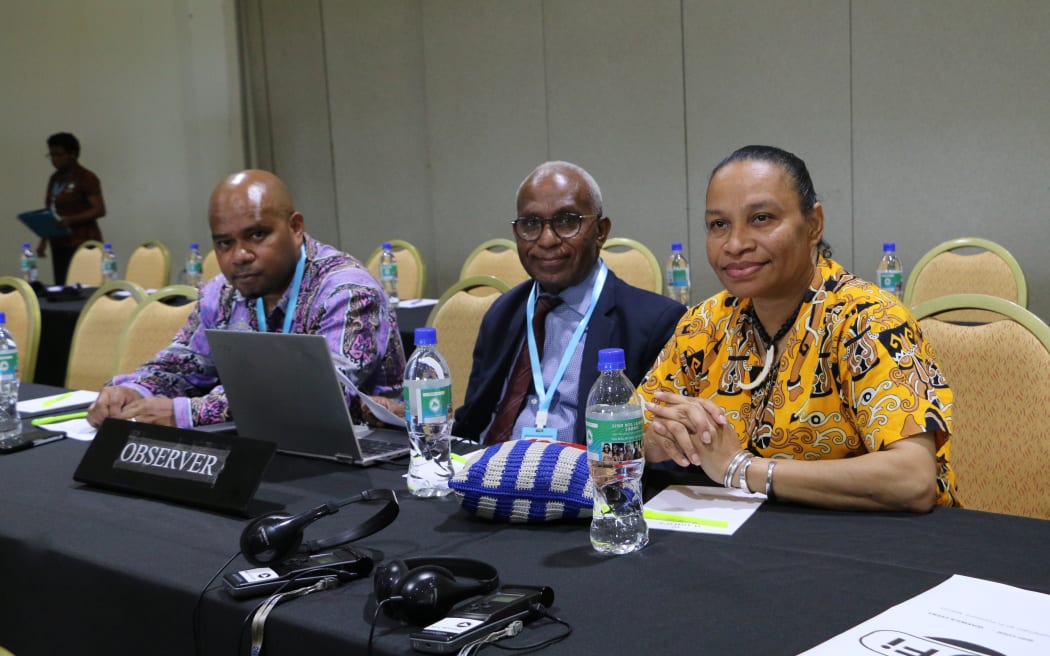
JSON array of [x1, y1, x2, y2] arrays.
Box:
[[643, 484, 765, 535], [799, 574, 1050, 656], [40, 418, 96, 441], [17, 390, 98, 416]]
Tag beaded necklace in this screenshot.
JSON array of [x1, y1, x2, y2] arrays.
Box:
[[737, 299, 804, 391]]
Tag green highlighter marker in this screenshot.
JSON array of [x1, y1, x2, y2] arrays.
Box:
[[32, 411, 89, 426], [40, 392, 75, 408], [643, 508, 730, 529]]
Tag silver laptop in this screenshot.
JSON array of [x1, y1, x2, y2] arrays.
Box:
[[205, 329, 410, 466]]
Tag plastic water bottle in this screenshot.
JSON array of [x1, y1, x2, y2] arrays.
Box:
[[0, 312, 21, 441], [585, 348, 649, 555], [403, 327, 453, 497], [101, 243, 119, 282], [379, 242, 400, 308], [20, 243, 38, 283], [184, 243, 204, 287], [665, 242, 690, 305], [877, 242, 903, 297]]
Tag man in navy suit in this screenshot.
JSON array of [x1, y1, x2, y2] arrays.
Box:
[[453, 161, 685, 445]]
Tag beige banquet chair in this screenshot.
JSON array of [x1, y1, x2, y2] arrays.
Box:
[[65, 240, 105, 287], [601, 237, 662, 295], [64, 281, 147, 390], [202, 248, 221, 281], [366, 240, 426, 300], [459, 238, 529, 287], [903, 237, 1027, 323], [0, 276, 41, 383], [125, 240, 171, 289], [912, 293, 1050, 519], [113, 285, 199, 376], [426, 275, 511, 409]]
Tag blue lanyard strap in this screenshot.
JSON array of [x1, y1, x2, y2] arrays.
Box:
[[255, 243, 307, 334], [526, 261, 608, 429]]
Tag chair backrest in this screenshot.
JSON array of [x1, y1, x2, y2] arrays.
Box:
[[426, 275, 511, 409], [366, 240, 426, 300], [65, 281, 148, 390], [202, 248, 221, 281], [125, 240, 171, 289], [601, 237, 662, 294], [114, 285, 199, 376], [912, 293, 1050, 519], [0, 276, 42, 383], [459, 238, 529, 287], [903, 237, 1027, 323], [65, 240, 105, 287]]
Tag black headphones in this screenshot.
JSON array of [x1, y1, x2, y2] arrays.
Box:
[[373, 556, 500, 625], [240, 488, 399, 566]]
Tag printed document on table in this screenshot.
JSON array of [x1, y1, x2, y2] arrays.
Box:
[[798, 574, 1050, 656], [643, 484, 764, 536]]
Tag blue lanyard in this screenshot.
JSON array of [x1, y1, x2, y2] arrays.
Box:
[[526, 262, 608, 429], [255, 243, 306, 334]]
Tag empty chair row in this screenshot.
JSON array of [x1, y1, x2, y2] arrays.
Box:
[[65, 240, 223, 289]]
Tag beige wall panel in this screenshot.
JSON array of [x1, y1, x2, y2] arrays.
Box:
[[255, 0, 339, 246], [0, 0, 243, 284], [322, 0, 432, 278], [683, 0, 852, 303], [852, 0, 1050, 320], [421, 0, 549, 296], [543, 0, 688, 273]]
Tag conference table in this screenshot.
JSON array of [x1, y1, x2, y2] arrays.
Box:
[[2, 385, 1049, 656]]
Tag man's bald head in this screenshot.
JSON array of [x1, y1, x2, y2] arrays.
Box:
[[209, 169, 296, 224]]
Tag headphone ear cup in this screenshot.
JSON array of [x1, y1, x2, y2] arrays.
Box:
[[396, 566, 487, 625], [373, 559, 410, 604]]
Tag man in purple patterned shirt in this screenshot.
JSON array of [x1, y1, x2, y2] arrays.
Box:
[[87, 169, 405, 429]]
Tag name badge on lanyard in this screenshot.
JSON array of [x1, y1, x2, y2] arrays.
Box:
[[519, 262, 608, 441], [255, 244, 306, 334]]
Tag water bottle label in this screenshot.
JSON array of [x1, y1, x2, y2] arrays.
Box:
[[20, 258, 36, 271], [103, 260, 117, 274], [585, 415, 643, 463], [878, 271, 902, 294], [187, 261, 203, 274], [405, 383, 451, 425], [671, 269, 689, 287], [0, 351, 17, 378], [380, 263, 397, 280]]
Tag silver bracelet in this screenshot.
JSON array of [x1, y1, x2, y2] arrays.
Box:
[[722, 450, 750, 488], [738, 456, 754, 492], [764, 460, 777, 498]]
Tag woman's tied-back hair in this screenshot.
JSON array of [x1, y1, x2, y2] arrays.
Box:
[[710, 145, 832, 258]]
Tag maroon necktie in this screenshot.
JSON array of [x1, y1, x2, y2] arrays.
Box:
[[485, 295, 563, 444]]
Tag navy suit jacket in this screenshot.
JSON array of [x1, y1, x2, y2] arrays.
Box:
[[453, 270, 686, 444]]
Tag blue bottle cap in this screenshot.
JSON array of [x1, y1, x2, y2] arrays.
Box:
[[23, 243, 30, 249], [190, 242, 199, 249], [104, 243, 112, 249], [0, 311, 6, 324], [671, 242, 683, 251], [414, 327, 437, 346], [383, 242, 392, 250], [597, 348, 626, 371], [883, 242, 896, 251]]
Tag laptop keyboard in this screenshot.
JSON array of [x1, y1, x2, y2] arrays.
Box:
[[358, 437, 404, 457]]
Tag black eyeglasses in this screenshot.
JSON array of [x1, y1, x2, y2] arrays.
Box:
[[511, 212, 599, 241]]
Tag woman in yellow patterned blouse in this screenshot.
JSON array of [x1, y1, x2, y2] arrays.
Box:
[[639, 145, 956, 511]]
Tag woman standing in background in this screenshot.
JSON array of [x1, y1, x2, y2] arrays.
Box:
[[38, 132, 106, 285]]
